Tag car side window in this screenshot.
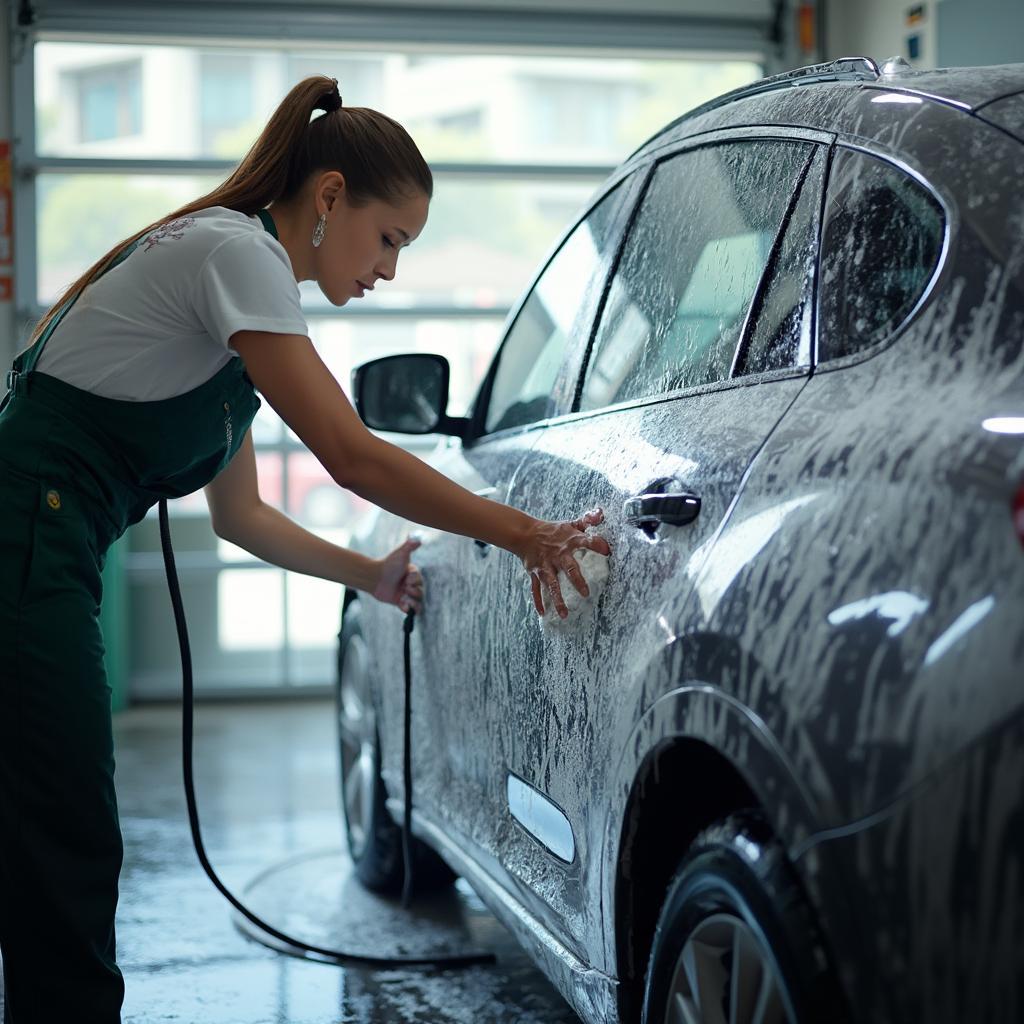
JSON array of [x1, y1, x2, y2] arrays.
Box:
[[484, 183, 629, 434], [579, 140, 813, 412], [736, 146, 827, 376], [817, 148, 944, 361]]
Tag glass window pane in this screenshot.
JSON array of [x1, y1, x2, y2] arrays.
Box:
[[287, 573, 343, 649], [250, 401, 283, 444], [284, 450, 370, 543], [36, 41, 759, 166], [580, 141, 811, 411], [37, 172, 594, 312], [297, 316, 504, 439], [218, 568, 284, 650], [200, 54, 255, 154], [818, 149, 944, 361], [36, 174, 219, 305], [485, 182, 630, 433], [739, 149, 825, 375], [300, 176, 600, 310]]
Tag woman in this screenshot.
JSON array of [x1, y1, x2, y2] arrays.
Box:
[[0, 75, 610, 1022]]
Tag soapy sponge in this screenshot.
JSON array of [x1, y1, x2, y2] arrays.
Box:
[[540, 546, 610, 627]]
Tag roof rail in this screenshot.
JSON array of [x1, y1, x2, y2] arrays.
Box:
[[629, 56, 881, 159]]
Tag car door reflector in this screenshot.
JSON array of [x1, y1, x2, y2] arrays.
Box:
[[507, 774, 576, 863]]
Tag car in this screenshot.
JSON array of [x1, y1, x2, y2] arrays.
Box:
[[334, 56, 1024, 1024]]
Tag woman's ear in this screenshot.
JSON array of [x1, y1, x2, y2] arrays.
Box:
[[315, 170, 347, 213]]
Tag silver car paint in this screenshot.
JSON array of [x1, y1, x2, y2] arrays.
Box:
[[350, 67, 1024, 1024]]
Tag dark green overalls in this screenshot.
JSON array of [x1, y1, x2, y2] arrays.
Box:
[[0, 215, 270, 1021]]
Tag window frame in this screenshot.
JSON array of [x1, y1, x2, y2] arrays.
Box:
[[555, 124, 835, 427], [811, 140, 951, 374]]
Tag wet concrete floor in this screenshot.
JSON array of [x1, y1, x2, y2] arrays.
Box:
[[0, 699, 581, 1024]]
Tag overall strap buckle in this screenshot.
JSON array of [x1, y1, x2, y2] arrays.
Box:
[[5, 368, 23, 397]]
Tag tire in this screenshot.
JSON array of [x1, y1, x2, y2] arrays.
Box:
[[641, 812, 845, 1024], [335, 599, 455, 895]]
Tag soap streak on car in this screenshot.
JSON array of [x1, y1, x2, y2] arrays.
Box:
[[338, 58, 1024, 1024]]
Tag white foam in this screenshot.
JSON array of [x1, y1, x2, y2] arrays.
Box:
[[539, 546, 610, 628]]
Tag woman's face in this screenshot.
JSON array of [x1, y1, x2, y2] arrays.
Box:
[[314, 188, 429, 306]]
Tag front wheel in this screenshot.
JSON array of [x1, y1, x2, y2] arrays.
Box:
[[336, 599, 455, 895], [642, 812, 845, 1024]]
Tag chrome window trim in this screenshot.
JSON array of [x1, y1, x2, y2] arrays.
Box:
[[481, 363, 809, 441]]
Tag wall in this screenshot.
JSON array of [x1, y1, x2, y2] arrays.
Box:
[[826, 0, 1024, 71], [825, 0, 938, 69], [936, 0, 1024, 67]]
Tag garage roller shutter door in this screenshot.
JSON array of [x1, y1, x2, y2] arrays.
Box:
[[22, 0, 773, 54]]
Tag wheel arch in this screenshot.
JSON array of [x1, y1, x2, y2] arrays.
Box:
[[603, 685, 824, 1022]]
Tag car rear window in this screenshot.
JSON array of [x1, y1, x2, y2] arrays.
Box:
[[817, 149, 944, 361]]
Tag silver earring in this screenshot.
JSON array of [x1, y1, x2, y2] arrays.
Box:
[[312, 213, 327, 248]]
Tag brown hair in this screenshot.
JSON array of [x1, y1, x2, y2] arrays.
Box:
[[28, 75, 432, 346]]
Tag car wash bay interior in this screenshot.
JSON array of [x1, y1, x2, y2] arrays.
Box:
[[1, 0, 1022, 1021]]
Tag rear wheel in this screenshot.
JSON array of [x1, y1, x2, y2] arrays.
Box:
[[641, 812, 844, 1024], [336, 599, 455, 895]]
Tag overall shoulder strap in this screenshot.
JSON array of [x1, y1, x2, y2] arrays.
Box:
[[255, 208, 279, 240], [20, 232, 150, 376]]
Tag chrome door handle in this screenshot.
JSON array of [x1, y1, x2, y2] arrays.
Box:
[[623, 491, 701, 529]]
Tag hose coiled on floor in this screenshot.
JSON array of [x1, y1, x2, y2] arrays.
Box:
[[158, 498, 493, 968]]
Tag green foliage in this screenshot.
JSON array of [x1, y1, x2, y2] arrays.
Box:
[[617, 62, 761, 152], [209, 118, 263, 160], [40, 176, 180, 268]]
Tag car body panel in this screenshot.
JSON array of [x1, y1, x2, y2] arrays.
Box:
[[976, 89, 1024, 144], [795, 702, 1024, 1022], [358, 433, 541, 824], [490, 372, 809, 969], [344, 65, 1024, 1024]]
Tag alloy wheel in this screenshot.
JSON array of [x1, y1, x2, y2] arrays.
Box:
[[663, 912, 794, 1024], [337, 632, 377, 859]]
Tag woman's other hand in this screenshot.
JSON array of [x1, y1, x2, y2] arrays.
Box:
[[517, 508, 611, 619], [373, 537, 423, 613]]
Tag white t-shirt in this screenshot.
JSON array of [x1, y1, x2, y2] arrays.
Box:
[[35, 207, 309, 401]]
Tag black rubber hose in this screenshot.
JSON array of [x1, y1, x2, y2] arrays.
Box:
[[158, 498, 494, 968], [401, 610, 416, 909]]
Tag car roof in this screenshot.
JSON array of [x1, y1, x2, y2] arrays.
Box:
[[630, 57, 1024, 159]]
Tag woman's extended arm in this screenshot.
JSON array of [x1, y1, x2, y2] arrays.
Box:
[[229, 330, 611, 617], [204, 430, 423, 611]]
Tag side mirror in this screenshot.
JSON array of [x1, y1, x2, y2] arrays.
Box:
[[352, 354, 468, 437]]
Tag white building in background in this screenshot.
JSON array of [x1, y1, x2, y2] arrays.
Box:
[[38, 43, 758, 306], [38, 44, 648, 159]]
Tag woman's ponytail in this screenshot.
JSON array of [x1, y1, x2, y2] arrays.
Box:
[[195, 75, 342, 217], [25, 75, 429, 348]]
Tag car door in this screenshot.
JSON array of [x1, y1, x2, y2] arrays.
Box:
[[383, 176, 643, 848], [485, 130, 834, 966]]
